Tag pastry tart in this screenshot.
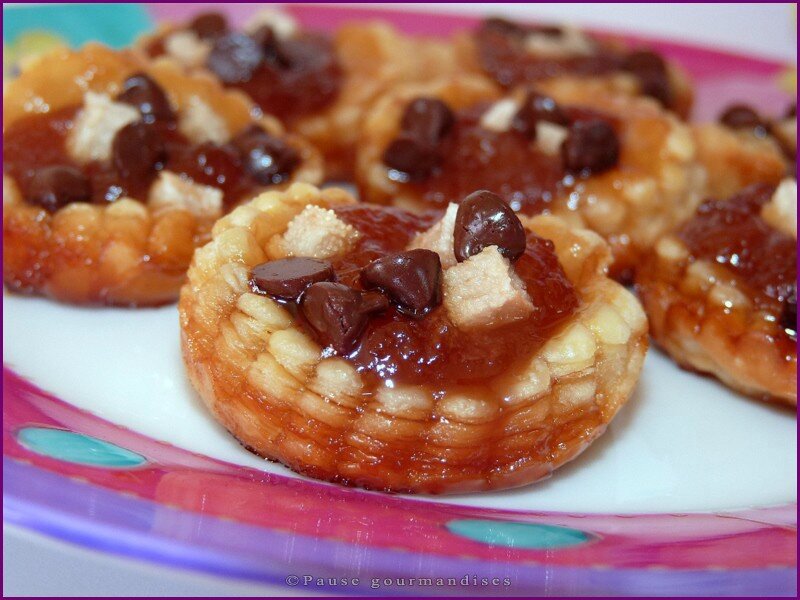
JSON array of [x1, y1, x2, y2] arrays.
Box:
[[453, 17, 693, 118], [3, 44, 321, 306], [179, 183, 648, 493], [692, 102, 795, 198], [636, 181, 797, 406], [139, 9, 453, 179], [355, 76, 705, 280]]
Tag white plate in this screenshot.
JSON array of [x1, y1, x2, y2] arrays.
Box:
[[4, 290, 796, 513]]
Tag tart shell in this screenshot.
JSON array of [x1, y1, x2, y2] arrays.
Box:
[[2, 44, 322, 306], [692, 122, 788, 199], [355, 75, 706, 280], [178, 182, 649, 494], [636, 235, 797, 406], [138, 21, 455, 181], [451, 30, 694, 119]]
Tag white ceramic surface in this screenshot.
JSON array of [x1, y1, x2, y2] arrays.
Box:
[[4, 291, 796, 513]]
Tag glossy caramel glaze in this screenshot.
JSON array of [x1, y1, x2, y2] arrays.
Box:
[[475, 22, 622, 87], [4, 107, 267, 210], [329, 205, 578, 388], [399, 104, 619, 215], [677, 184, 796, 318], [469, 19, 692, 117], [147, 31, 342, 123]]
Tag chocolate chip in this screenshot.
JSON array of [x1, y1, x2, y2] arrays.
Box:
[[454, 190, 526, 263], [250, 25, 280, 62], [300, 282, 388, 354], [382, 97, 454, 180], [512, 91, 569, 138], [361, 249, 442, 317], [623, 50, 666, 73], [273, 36, 326, 70], [786, 103, 797, 119], [112, 122, 167, 181], [482, 17, 528, 38], [250, 257, 335, 302], [400, 98, 455, 144], [719, 104, 769, 132], [207, 33, 263, 84], [360, 290, 390, 314], [622, 51, 671, 107], [189, 12, 228, 40], [382, 135, 442, 182], [191, 142, 242, 187], [561, 119, 620, 175], [529, 24, 563, 37], [231, 125, 300, 185], [27, 166, 91, 212], [116, 73, 175, 124], [781, 287, 797, 338]]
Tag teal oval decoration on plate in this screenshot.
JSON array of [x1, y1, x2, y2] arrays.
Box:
[[2, 3, 153, 49], [16, 427, 146, 468], [446, 519, 592, 549]]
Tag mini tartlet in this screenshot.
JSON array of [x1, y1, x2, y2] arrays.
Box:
[[355, 75, 705, 280], [692, 103, 796, 199], [138, 10, 453, 179], [453, 17, 694, 118], [636, 181, 797, 406], [179, 183, 648, 493], [3, 44, 321, 306]]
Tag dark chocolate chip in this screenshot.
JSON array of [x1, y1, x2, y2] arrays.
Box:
[[636, 71, 672, 108], [116, 72, 175, 124], [454, 190, 526, 263], [27, 166, 91, 212], [719, 104, 769, 132], [529, 24, 564, 37], [361, 249, 442, 317], [512, 91, 569, 138], [623, 50, 671, 107], [623, 50, 666, 73], [382, 135, 442, 181], [300, 282, 388, 354], [359, 290, 391, 314], [250, 257, 335, 302], [481, 17, 528, 39], [188, 12, 229, 40], [399, 98, 455, 144], [382, 97, 453, 180], [250, 25, 280, 62], [111, 121, 167, 181], [207, 32, 263, 84], [561, 118, 620, 175], [273, 36, 326, 70], [231, 125, 300, 185], [781, 287, 797, 339], [786, 103, 797, 119], [191, 142, 242, 188]]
